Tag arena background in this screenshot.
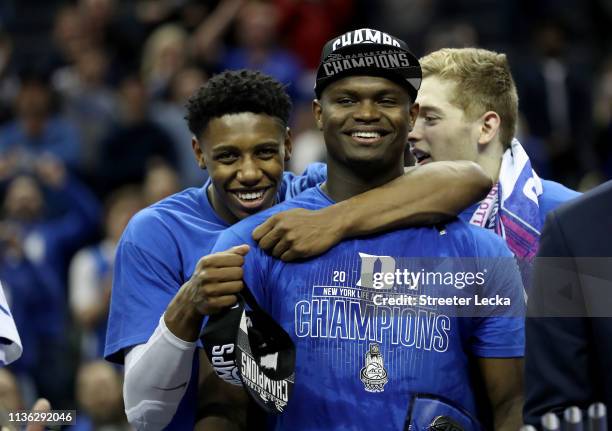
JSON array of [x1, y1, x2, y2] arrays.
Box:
[[0, 0, 610, 428]]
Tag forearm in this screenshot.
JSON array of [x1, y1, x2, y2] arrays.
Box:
[[164, 285, 205, 342], [123, 315, 196, 430], [494, 395, 524, 431], [327, 161, 492, 238]]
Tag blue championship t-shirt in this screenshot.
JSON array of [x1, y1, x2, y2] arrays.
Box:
[[212, 186, 525, 431], [104, 164, 326, 430]]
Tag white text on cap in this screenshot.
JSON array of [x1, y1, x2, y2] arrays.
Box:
[[331, 29, 401, 51]]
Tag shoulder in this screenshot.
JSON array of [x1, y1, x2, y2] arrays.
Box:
[[446, 220, 513, 258], [539, 179, 580, 217], [548, 180, 612, 229], [218, 189, 323, 247], [122, 188, 202, 247]]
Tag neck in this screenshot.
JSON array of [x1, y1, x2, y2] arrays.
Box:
[[476, 141, 506, 183], [322, 159, 404, 202], [206, 184, 238, 225]]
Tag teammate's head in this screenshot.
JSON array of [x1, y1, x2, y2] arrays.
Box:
[[313, 29, 421, 178], [408, 48, 518, 172], [185, 70, 292, 223]]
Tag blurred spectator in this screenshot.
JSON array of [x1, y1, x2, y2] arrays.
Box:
[[364, 0, 437, 55], [0, 368, 23, 412], [423, 21, 479, 54], [143, 159, 181, 205], [0, 77, 82, 171], [52, 46, 118, 176], [134, 0, 185, 29], [0, 28, 19, 125], [49, 5, 87, 70], [513, 20, 595, 187], [73, 361, 129, 431], [287, 104, 326, 174], [0, 370, 52, 431], [594, 57, 612, 179], [0, 157, 100, 409], [151, 66, 207, 187], [274, 0, 354, 70], [141, 24, 188, 100], [220, 1, 304, 101], [69, 186, 144, 360], [77, 0, 145, 75], [190, 0, 246, 69], [96, 75, 177, 197]]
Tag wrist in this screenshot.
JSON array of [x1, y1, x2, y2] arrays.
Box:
[[326, 201, 354, 238], [164, 296, 204, 342]]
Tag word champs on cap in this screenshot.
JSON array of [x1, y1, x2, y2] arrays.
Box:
[[331, 29, 402, 52]]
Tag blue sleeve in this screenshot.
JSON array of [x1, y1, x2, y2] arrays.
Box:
[[211, 228, 271, 308], [470, 231, 525, 358], [278, 163, 327, 201], [104, 214, 183, 363], [538, 180, 580, 225]]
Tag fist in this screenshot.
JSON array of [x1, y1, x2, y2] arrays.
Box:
[[185, 244, 250, 316]]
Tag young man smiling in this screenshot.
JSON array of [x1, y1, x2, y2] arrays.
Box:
[[408, 48, 580, 274], [209, 30, 525, 430], [104, 69, 491, 430]]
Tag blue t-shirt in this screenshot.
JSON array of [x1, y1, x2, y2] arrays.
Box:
[[104, 164, 326, 430], [212, 186, 525, 431]]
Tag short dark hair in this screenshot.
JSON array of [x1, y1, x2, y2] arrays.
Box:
[[185, 69, 292, 138]]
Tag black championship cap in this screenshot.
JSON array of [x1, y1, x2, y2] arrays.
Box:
[[201, 285, 296, 415], [314, 28, 422, 101]]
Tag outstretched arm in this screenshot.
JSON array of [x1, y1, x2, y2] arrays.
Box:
[[479, 357, 524, 431], [254, 161, 492, 261]]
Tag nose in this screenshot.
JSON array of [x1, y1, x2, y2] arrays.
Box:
[[236, 156, 263, 186], [407, 117, 424, 146], [353, 100, 380, 122]]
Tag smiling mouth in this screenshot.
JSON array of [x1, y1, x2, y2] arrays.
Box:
[[411, 148, 432, 165], [347, 130, 389, 145], [230, 187, 272, 210]]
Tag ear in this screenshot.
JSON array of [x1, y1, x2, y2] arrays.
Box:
[[191, 137, 207, 170], [408, 103, 419, 131], [283, 127, 293, 162], [312, 99, 323, 131], [478, 111, 501, 146]]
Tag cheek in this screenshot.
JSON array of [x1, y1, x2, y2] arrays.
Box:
[[261, 157, 285, 180], [207, 165, 234, 189]]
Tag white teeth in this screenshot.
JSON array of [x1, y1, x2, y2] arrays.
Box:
[[352, 131, 381, 139], [235, 190, 265, 201]]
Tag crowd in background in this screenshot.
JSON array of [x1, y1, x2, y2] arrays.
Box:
[[0, 0, 610, 429]]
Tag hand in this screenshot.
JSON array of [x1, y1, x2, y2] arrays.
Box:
[[0, 152, 19, 182], [184, 244, 249, 316], [34, 155, 66, 188], [252, 208, 343, 261], [0, 222, 23, 256], [25, 398, 51, 431]]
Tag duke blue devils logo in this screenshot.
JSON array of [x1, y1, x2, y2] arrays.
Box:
[[360, 343, 388, 392]]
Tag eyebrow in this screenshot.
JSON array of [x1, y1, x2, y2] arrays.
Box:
[[418, 105, 444, 115], [211, 141, 281, 154], [330, 87, 405, 98]]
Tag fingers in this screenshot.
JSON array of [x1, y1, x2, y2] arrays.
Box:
[[31, 398, 51, 411], [271, 238, 291, 259], [256, 227, 285, 252], [230, 244, 250, 256], [280, 249, 299, 262], [195, 245, 250, 272], [252, 217, 275, 241], [203, 293, 240, 313]]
